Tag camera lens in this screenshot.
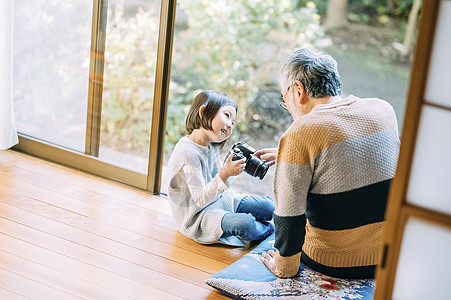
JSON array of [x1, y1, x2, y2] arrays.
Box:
[[244, 155, 269, 180]]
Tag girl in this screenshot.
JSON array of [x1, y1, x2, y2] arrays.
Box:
[[166, 90, 275, 246]]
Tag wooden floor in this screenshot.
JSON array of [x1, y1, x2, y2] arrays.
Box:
[[0, 149, 251, 299]]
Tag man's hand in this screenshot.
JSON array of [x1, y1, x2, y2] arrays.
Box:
[[260, 250, 282, 277], [261, 249, 301, 278], [254, 148, 277, 167]]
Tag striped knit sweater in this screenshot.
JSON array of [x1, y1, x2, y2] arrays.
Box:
[[273, 95, 400, 279]]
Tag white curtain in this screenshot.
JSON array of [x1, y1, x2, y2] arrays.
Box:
[[0, 0, 18, 150]]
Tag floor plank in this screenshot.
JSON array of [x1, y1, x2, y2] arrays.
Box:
[[0, 150, 245, 299], [0, 267, 78, 300], [0, 199, 218, 285], [0, 233, 181, 299], [0, 173, 243, 268], [0, 152, 245, 264], [0, 250, 126, 299], [0, 287, 30, 300]]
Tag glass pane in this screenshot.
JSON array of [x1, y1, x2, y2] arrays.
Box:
[[392, 217, 451, 300], [407, 106, 451, 215], [98, 0, 160, 174], [161, 0, 413, 196], [14, 1, 92, 152], [425, 1, 451, 108]]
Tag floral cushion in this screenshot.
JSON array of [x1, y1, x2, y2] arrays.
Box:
[[206, 234, 375, 300]]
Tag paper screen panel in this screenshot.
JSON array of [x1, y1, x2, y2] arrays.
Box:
[[407, 106, 451, 215], [392, 217, 451, 300], [424, 1, 451, 108]]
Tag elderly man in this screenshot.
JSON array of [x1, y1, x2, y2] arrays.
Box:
[[257, 48, 400, 279]]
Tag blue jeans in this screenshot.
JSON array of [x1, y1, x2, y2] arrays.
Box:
[[221, 195, 275, 241]]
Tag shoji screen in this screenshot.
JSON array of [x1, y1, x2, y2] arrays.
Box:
[[374, 1, 451, 299]]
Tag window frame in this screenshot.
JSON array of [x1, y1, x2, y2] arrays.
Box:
[[13, 0, 176, 194]]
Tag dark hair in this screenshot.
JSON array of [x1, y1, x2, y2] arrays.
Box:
[[280, 48, 342, 98], [185, 90, 238, 135]]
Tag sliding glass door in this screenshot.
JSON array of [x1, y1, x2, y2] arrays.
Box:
[[98, 0, 160, 174], [14, 0, 92, 152], [13, 0, 175, 193]]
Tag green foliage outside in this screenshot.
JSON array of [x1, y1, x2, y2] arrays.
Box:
[[101, 0, 415, 155], [102, 6, 159, 152], [167, 0, 325, 151], [101, 0, 323, 154], [297, 0, 415, 24]]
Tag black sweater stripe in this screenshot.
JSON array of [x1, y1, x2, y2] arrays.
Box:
[[301, 252, 376, 279], [305, 179, 391, 230], [274, 214, 306, 257]]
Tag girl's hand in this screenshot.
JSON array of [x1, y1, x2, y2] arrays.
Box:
[[254, 148, 277, 167], [219, 152, 246, 183]]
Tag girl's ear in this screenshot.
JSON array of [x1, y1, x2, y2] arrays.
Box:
[[198, 104, 207, 119]]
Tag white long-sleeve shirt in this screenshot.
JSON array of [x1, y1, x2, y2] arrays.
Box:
[[166, 136, 244, 245]]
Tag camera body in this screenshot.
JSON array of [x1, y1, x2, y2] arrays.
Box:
[[227, 141, 269, 180]]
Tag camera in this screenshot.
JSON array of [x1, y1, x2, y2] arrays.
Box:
[[226, 141, 269, 180]]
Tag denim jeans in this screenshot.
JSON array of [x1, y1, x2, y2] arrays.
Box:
[[221, 195, 275, 241]]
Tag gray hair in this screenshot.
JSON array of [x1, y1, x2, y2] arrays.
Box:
[[280, 48, 342, 98]]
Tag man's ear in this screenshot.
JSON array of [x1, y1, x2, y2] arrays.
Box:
[[199, 104, 207, 119], [294, 80, 307, 104]]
